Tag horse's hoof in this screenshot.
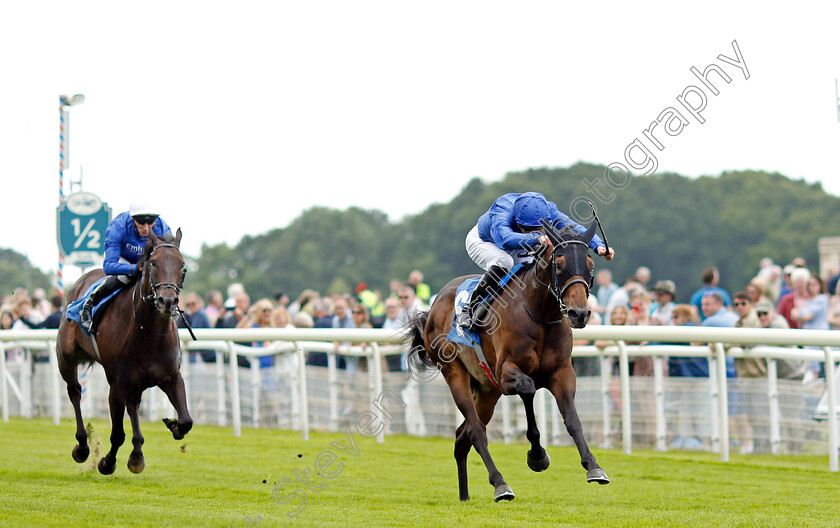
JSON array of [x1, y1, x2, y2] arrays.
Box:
[[72, 444, 90, 463], [493, 484, 515, 502], [128, 455, 145, 474], [163, 418, 192, 440], [98, 457, 116, 475], [587, 468, 610, 484], [527, 449, 551, 472]]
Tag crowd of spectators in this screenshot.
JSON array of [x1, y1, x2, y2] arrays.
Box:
[[167, 269, 432, 374], [579, 258, 840, 452]]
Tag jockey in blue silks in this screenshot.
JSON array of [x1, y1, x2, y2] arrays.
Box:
[[79, 202, 172, 333], [457, 192, 615, 330]]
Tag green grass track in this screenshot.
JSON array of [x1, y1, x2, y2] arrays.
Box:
[[0, 418, 837, 527]]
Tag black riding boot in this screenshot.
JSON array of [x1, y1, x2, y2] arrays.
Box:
[[457, 264, 507, 331], [79, 275, 124, 333]]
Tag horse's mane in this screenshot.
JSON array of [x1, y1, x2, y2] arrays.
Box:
[[139, 233, 178, 265]]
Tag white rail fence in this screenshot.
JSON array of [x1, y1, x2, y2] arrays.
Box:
[[1, 326, 839, 472]]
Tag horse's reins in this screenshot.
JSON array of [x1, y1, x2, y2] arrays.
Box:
[[133, 243, 196, 340]]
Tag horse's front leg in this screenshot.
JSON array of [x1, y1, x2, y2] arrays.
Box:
[[98, 387, 126, 475], [159, 372, 193, 440], [126, 396, 145, 473], [500, 361, 550, 472], [547, 364, 609, 484]]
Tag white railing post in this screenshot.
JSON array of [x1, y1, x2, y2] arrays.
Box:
[[251, 359, 260, 428], [296, 344, 310, 441], [535, 387, 548, 447], [370, 342, 385, 443], [600, 354, 612, 449], [824, 347, 838, 473], [708, 355, 720, 453], [229, 342, 241, 437], [216, 348, 226, 427], [617, 340, 631, 454], [49, 340, 61, 425], [1, 342, 8, 423], [767, 359, 781, 455], [327, 350, 339, 432], [550, 390, 562, 446], [180, 341, 192, 411], [714, 343, 730, 462], [501, 394, 513, 444], [289, 347, 300, 431], [654, 354, 666, 451], [21, 348, 32, 418]]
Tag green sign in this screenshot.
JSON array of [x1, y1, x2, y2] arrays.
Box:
[[57, 192, 111, 267]]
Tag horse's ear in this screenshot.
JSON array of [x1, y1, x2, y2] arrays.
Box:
[[582, 221, 598, 244], [174, 228, 182, 248], [148, 230, 160, 246]]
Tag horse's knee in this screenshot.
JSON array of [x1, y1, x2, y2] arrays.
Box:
[[515, 376, 536, 396]]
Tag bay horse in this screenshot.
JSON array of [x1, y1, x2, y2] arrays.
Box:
[[56, 229, 193, 474], [405, 221, 609, 501]]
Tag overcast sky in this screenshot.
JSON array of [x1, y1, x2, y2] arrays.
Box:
[[2, 1, 839, 285]]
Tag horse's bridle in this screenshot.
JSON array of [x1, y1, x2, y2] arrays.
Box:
[[530, 239, 594, 321], [138, 243, 186, 306]]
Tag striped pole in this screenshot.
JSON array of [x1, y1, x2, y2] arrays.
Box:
[[58, 100, 68, 297]]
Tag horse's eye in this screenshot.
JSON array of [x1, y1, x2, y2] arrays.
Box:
[[150, 261, 157, 268]]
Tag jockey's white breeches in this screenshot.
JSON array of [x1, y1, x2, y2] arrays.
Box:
[[465, 225, 533, 271]]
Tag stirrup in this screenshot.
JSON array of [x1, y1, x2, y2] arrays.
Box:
[[80, 304, 94, 333], [457, 309, 473, 329]]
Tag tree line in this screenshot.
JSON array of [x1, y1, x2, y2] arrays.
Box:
[[4, 164, 839, 303]]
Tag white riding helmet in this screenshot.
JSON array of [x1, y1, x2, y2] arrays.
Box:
[[129, 202, 159, 218]]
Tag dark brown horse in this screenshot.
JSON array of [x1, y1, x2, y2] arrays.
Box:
[[406, 222, 609, 501], [56, 230, 192, 474]]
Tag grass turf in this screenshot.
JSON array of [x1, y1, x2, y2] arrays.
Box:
[[0, 417, 837, 527]]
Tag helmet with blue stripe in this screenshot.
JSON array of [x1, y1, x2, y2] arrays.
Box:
[[512, 192, 550, 227]]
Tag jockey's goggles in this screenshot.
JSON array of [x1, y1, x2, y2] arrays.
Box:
[[133, 215, 158, 225]]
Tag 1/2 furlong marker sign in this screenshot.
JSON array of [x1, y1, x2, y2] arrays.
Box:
[[57, 192, 111, 268]]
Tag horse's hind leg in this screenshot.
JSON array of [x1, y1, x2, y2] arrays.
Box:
[[98, 387, 126, 475], [159, 372, 193, 440], [500, 362, 550, 472], [548, 365, 609, 484], [454, 420, 471, 501], [126, 396, 145, 474], [444, 367, 512, 502], [57, 348, 89, 464]]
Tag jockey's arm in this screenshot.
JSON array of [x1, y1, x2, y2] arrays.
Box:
[[103, 221, 137, 276], [490, 214, 539, 251]]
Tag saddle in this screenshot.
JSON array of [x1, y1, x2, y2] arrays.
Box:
[[65, 278, 125, 336], [446, 265, 524, 390]]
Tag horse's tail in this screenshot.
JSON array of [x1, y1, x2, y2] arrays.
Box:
[[402, 310, 435, 370]]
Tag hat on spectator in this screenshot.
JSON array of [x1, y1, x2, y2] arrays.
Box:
[[783, 264, 796, 275], [652, 280, 676, 296], [754, 299, 774, 313], [224, 298, 236, 310]]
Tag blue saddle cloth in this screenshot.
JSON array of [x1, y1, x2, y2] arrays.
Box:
[[446, 264, 523, 347], [65, 278, 124, 336]]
